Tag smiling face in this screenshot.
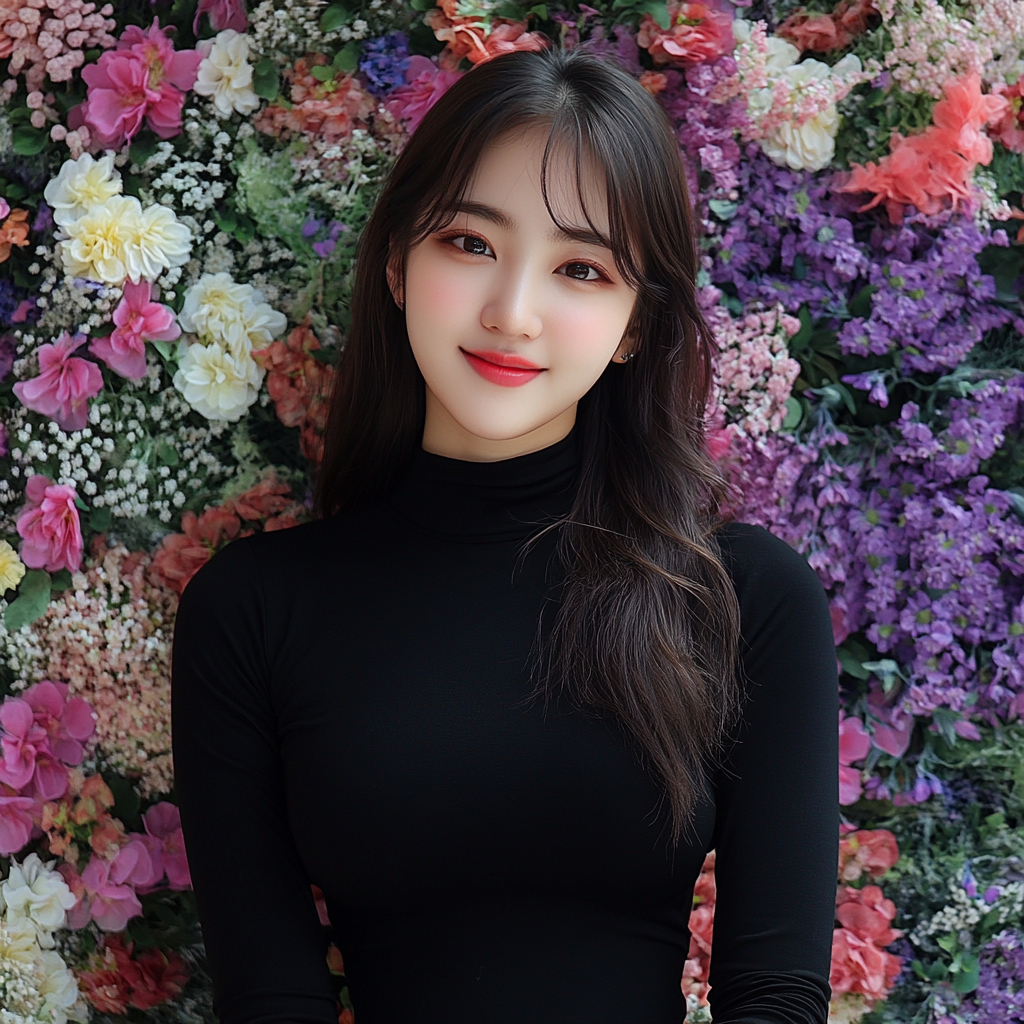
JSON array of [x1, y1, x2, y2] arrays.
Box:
[[390, 125, 640, 461]]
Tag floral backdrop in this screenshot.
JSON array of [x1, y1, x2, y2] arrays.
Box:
[[0, 0, 1022, 1020]]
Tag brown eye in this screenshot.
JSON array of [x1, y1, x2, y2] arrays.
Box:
[[563, 262, 601, 282], [448, 235, 491, 257]]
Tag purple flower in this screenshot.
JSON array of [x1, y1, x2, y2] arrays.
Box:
[[358, 32, 411, 97]]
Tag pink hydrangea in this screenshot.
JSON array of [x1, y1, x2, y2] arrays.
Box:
[[89, 280, 180, 379], [12, 330, 103, 433], [16, 474, 84, 574], [384, 55, 463, 133], [78, 18, 201, 148], [0, 794, 35, 856], [143, 802, 191, 891]]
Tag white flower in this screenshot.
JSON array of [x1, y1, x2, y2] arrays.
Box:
[[37, 949, 80, 1024], [178, 272, 287, 350], [173, 337, 265, 421], [0, 854, 76, 949], [194, 30, 261, 117], [61, 195, 192, 286], [759, 60, 839, 171], [43, 152, 122, 230], [733, 19, 800, 71]]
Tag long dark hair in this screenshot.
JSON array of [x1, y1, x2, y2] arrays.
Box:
[[314, 46, 743, 844]]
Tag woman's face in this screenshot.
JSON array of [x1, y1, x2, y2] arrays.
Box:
[[392, 126, 639, 461]]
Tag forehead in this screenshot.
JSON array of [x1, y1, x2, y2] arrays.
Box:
[[463, 125, 611, 233]]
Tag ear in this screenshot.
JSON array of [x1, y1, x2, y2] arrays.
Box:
[[386, 243, 405, 311], [612, 333, 634, 364]]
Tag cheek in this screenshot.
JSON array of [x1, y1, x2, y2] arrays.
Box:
[[405, 250, 474, 330], [545, 294, 631, 366]]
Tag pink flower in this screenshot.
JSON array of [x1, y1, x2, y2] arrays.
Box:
[[0, 698, 47, 791], [21, 681, 95, 767], [79, 19, 201, 148], [839, 710, 871, 805], [143, 803, 191, 890], [384, 55, 463, 133], [637, 1, 735, 66], [13, 331, 103, 433], [64, 856, 144, 932], [111, 837, 163, 890], [0, 793, 35, 856], [193, 0, 248, 34], [90, 281, 180, 379], [16, 474, 84, 574]]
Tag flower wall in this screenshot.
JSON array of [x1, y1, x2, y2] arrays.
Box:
[[0, 0, 1022, 1021]]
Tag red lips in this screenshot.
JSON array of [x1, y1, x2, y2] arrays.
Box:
[[460, 348, 544, 387]]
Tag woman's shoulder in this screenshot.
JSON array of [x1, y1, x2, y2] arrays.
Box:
[[712, 521, 830, 640]]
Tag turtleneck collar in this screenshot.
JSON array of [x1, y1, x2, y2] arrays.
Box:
[[386, 426, 581, 543]]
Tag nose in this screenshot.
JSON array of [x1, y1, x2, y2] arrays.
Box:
[[480, 263, 543, 341]]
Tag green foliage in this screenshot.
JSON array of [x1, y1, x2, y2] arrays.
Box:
[[3, 569, 51, 631]]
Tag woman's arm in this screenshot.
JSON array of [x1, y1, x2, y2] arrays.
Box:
[[707, 523, 840, 1024], [171, 538, 338, 1024]]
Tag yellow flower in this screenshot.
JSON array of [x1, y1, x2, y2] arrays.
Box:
[[0, 539, 26, 592]]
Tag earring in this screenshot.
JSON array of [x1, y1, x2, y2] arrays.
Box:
[[618, 350, 634, 362]]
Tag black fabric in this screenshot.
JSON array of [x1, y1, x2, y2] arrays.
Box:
[[171, 426, 839, 1024]]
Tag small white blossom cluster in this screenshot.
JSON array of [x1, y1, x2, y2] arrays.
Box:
[[909, 877, 1024, 945], [0, 855, 83, 1024], [29, 244, 118, 338], [291, 126, 397, 214], [0, 371, 233, 532], [248, 0, 350, 64]]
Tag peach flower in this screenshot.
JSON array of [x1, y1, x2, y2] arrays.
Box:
[[425, 1, 547, 69], [838, 829, 900, 882], [0, 206, 29, 262], [778, 0, 878, 53], [637, 1, 735, 66]]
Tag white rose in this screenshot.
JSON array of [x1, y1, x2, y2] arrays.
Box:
[[759, 59, 839, 171], [179, 272, 286, 350], [194, 29, 261, 117], [173, 337, 265, 421], [43, 152, 122, 230], [0, 853, 76, 949]]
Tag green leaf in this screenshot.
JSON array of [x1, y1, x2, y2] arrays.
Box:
[[88, 506, 112, 532], [3, 570, 51, 631], [156, 439, 180, 466], [332, 40, 361, 73], [320, 3, 352, 32], [213, 206, 237, 233], [788, 305, 813, 353], [49, 569, 73, 593], [151, 339, 176, 363], [529, 3, 548, 16], [311, 65, 337, 82], [951, 953, 980, 993], [129, 133, 160, 167], [252, 58, 280, 101], [985, 811, 1006, 829], [848, 283, 879, 319], [235, 213, 256, 243], [12, 125, 48, 156], [640, 0, 671, 29], [409, 0, 434, 8], [708, 199, 738, 220], [781, 396, 803, 430], [837, 646, 870, 680], [73, 495, 90, 512], [104, 770, 141, 824]]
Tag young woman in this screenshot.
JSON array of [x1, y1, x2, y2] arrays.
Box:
[[171, 45, 839, 1024]]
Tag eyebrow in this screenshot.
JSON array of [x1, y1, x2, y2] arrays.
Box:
[[450, 199, 613, 250]]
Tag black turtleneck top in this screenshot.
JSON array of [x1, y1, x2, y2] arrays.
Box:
[[171, 427, 839, 1024]]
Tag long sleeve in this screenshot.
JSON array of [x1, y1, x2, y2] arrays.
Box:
[[171, 537, 338, 1024], [707, 524, 840, 1024]]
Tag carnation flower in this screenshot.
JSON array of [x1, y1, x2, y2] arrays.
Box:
[[12, 330, 103, 432], [194, 29, 260, 117], [0, 539, 26, 593], [42, 152, 122, 230], [61, 194, 191, 286], [15, 474, 84, 574], [0, 853, 77, 949], [177, 271, 286, 350], [172, 337, 264, 422]]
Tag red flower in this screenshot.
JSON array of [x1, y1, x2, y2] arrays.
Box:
[[637, 1, 735, 66], [777, 0, 878, 53], [78, 934, 190, 1013]]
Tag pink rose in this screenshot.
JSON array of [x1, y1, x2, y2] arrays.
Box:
[[90, 280, 181, 379], [79, 19, 201, 148], [12, 331, 103, 432], [384, 55, 463, 133], [0, 794, 35, 856], [16, 474, 84, 574]]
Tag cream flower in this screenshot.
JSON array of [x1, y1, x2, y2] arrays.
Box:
[[195, 29, 261, 117], [760, 60, 840, 171], [178, 272, 287, 350], [172, 337, 265, 421], [733, 19, 800, 71], [0, 854, 77, 949], [43, 152, 122, 230], [61, 195, 191, 286], [0, 914, 38, 967], [37, 948, 81, 1024], [0, 539, 26, 593]]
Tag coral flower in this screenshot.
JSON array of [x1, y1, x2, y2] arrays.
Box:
[[425, 2, 546, 68], [992, 78, 1024, 152], [79, 19, 201, 148], [838, 829, 900, 882], [0, 206, 29, 262], [15, 474, 84, 574], [637, 1, 735, 66], [778, 0, 878, 52], [90, 280, 180, 379], [384, 54, 463, 133], [13, 330, 103, 432]]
